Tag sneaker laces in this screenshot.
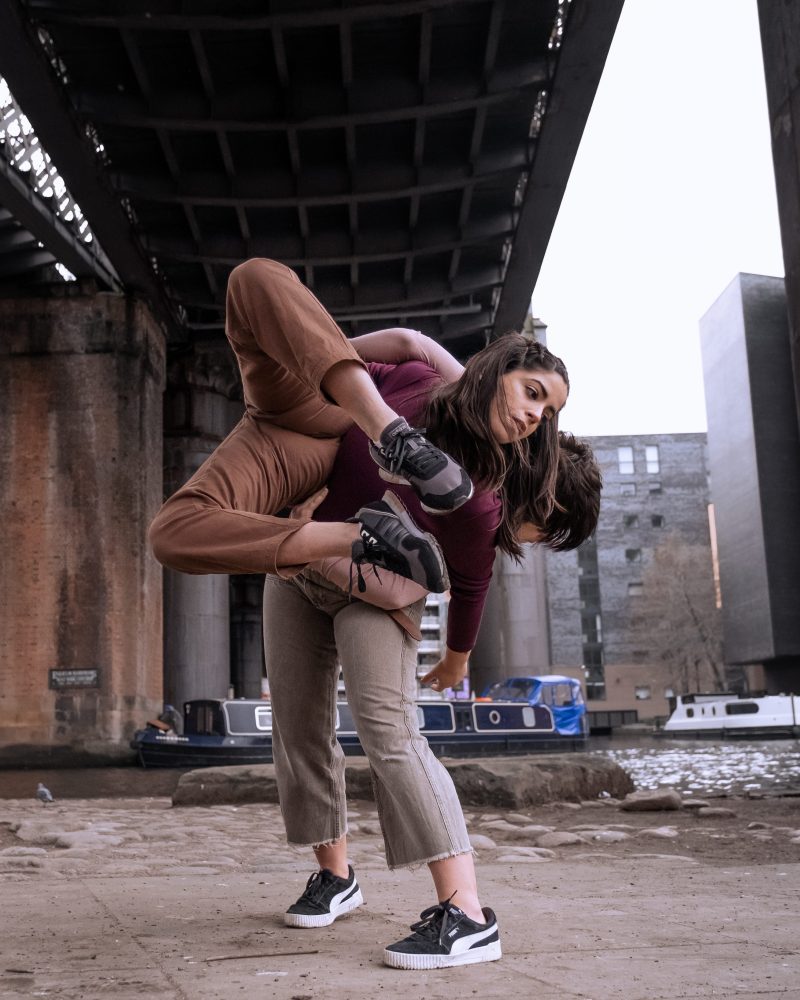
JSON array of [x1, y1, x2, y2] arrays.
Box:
[[382, 425, 441, 477], [298, 869, 337, 906], [349, 534, 384, 595], [409, 893, 463, 947]]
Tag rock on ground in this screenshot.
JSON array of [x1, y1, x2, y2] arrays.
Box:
[[619, 789, 683, 812], [173, 754, 634, 809]]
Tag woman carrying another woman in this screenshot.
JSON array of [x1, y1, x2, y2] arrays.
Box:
[[268, 429, 600, 970], [149, 257, 570, 691], [148, 257, 579, 968]]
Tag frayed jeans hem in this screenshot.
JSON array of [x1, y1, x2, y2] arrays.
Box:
[[285, 830, 348, 851], [387, 846, 474, 872]]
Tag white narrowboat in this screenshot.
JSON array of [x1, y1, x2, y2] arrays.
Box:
[[661, 693, 800, 739]]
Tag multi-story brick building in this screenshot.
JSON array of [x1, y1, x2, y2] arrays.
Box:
[[545, 433, 714, 722]]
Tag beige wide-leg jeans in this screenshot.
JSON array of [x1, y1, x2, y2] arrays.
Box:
[[263, 570, 473, 870]]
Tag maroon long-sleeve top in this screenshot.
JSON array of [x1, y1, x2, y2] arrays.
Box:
[[315, 361, 502, 652]]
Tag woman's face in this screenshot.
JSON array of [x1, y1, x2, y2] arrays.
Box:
[[489, 368, 568, 444]]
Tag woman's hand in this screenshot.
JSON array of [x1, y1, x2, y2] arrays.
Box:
[[421, 647, 470, 692], [289, 486, 328, 521]]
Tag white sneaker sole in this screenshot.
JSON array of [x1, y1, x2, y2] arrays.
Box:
[[378, 468, 409, 486], [420, 481, 474, 515], [284, 888, 364, 928], [383, 938, 502, 969]]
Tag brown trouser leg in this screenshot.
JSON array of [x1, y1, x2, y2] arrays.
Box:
[[149, 259, 363, 576]]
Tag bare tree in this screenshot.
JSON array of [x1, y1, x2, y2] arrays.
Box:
[[630, 536, 726, 692]]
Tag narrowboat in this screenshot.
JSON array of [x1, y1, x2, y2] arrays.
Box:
[[131, 682, 587, 768]]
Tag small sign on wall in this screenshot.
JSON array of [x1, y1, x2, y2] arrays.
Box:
[[49, 668, 100, 690]]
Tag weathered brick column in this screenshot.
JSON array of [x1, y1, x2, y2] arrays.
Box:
[[0, 284, 165, 762]]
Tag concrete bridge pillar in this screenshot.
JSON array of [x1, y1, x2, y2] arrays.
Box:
[[0, 284, 165, 762], [230, 575, 266, 699], [161, 340, 241, 711], [470, 545, 550, 695]]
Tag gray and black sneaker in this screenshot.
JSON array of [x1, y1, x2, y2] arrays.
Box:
[[284, 865, 363, 928], [384, 898, 501, 970], [369, 417, 473, 514], [349, 491, 450, 594]]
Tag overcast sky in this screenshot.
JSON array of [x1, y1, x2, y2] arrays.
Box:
[[532, 0, 785, 437]]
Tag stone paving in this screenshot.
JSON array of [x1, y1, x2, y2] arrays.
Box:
[[1, 792, 800, 998]]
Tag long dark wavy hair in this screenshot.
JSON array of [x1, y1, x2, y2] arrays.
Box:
[[421, 333, 569, 557], [540, 432, 602, 552]]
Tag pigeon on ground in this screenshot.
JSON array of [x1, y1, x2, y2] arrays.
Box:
[[36, 782, 54, 805]]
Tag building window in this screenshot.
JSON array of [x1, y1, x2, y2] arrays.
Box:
[[651, 514, 665, 527], [583, 646, 603, 667], [577, 536, 605, 700], [617, 446, 634, 474], [645, 445, 660, 474], [664, 687, 675, 699], [648, 482, 662, 495], [586, 682, 606, 701], [624, 514, 639, 528], [625, 548, 642, 563], [620, 483, 636, 496], [581, 613, 603, 644], [634, 685, 651, 700], [628, 582, 643, 597]]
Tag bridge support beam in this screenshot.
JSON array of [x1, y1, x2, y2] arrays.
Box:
[[470, 546, 550, 696], [0, 284, 165, 762]]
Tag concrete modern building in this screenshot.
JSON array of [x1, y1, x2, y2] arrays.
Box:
[[700, 274, 800, 694], [544, 433, 715, 722]]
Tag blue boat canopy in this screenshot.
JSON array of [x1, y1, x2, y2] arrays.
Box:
[[482, 675, 586, 736]]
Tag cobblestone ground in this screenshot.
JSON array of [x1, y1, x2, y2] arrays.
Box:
[[2, 795, 800, 1000], [2, 793, 800, 880]]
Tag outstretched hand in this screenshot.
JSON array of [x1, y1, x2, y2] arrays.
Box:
[[289, 486, 328, 521], [421, 647, 470, 692]]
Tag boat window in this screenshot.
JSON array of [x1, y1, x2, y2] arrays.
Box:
[[725, 702, 759, 715], [541, 683, 575, 707], [487, 680, 535, 701], [686, 708, 694, 718]]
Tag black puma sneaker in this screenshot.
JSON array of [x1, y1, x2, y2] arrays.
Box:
[[383, 898, 501, 970], [284, 865, 363, 928], [370, 418, 473, 514], [350, 491, 450, 594]]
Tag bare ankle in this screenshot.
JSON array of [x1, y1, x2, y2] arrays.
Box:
[[445, 895, 483, 923]]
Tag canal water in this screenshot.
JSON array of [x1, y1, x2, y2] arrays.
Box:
[[0, 738, 798, 800], [588, 736, 800, 797]]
